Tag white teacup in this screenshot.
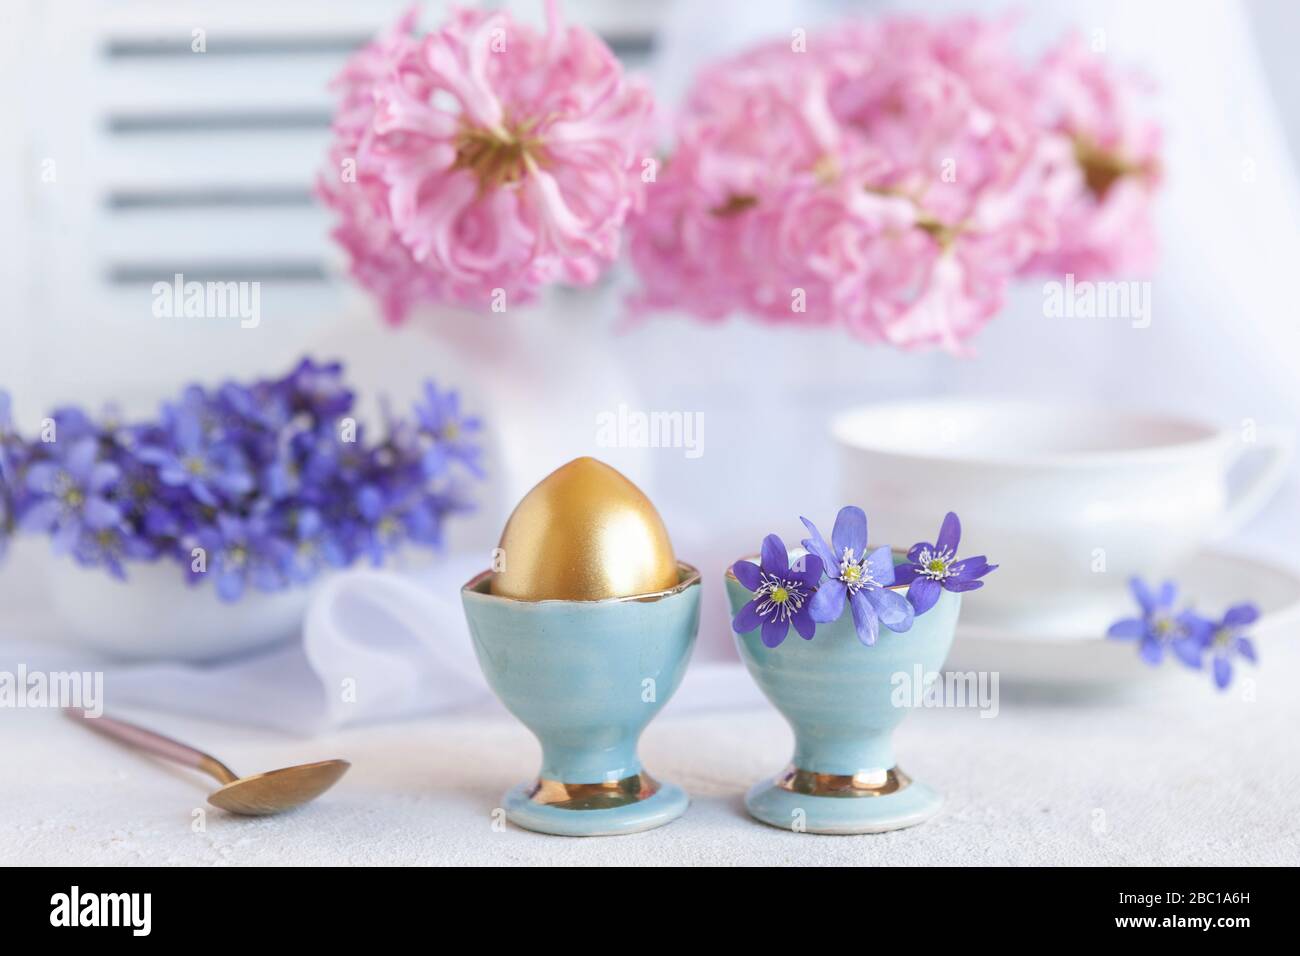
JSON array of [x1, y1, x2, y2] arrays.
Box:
[[833, 400, 1294, 635]]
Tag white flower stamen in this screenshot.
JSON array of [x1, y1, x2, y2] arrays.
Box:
[[838, 546, 878, 594], [756, 572, 805, 623], [915, 546, 954, 581]]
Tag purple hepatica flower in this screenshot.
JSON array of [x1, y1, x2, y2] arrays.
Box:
[[351, 480, 457, 563], [0, 391, 14, 560], [217, 380, 291, 437], [1202, 604, 1259, 690], [732, 533, 824, 648], [19, 438, 123, 555], [894, 512, 997, 615], [193, 513, 293, 602], [1106, 577, 1208, 667], [0, 492, 10, 562], [0, 390, 16, 474], [137, 407, 253, 507], [283, 507, 348, 584], [800, 506, 913, 645], [45, 406, 100, 444], [282, 357, 353, 419], [301, 423, 370, 490], [72, 524, 156, 580], [413, 382, 484, 478]]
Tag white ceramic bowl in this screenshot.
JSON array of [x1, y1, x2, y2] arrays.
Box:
[[833, 399, 1293, 636], [41, 551, 311, 663]]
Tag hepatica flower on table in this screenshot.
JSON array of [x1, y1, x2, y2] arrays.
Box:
[[731, 534, 824, 648], [894, 512, 998, 615], [800, 506, 913, 645], [1107, 577, 1259, 690], [318, 1, 654, 322], [1202, 605, 1259, 690], [1106, 578, 1205, 666], [0, 360, 485, 601]]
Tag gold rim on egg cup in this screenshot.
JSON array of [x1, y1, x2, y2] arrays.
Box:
[[463, 561, 701, 604]]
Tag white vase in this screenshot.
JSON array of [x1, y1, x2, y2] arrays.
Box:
[[40, 549, 312, 663]]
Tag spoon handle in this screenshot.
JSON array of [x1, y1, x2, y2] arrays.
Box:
[[65, 708, 240, 785]]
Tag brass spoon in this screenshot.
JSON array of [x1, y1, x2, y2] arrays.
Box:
[[65, 708, 349, 815]]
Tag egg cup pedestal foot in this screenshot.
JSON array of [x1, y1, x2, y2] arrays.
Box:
[[503, 778, 690, 837], [726, 558, 961, 836], [462, 564, 702, 838], [744, 768, 942, 835]]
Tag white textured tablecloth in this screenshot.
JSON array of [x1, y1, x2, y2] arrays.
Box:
[[3, 658, 1295, 866]]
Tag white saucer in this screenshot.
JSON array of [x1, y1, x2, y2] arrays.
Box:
[[945, 548, 1300, 685]]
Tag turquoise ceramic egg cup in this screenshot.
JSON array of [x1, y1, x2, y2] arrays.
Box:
[[461, 564, 701, 836], [726, 555, 960, 834]]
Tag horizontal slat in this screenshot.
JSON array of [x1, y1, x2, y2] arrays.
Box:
[[97, 0, 423, 35], [97, 0, 662, 40], [108, 110, 333, 133], [106, 262, 327, 284], [108, 187, 314, 210], [105, 35, 371, 57]]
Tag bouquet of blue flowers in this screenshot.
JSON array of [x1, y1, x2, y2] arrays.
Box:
[[0, 359, 484, 601]]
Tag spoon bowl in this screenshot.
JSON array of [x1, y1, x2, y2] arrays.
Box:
[[66, 708, 349, 816], [207, 760, 352, 815]]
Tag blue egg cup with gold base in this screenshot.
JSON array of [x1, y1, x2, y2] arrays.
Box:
[[726, 554, 960, 835], [461, 564, 701, 836]]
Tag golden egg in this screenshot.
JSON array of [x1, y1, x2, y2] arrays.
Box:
[[490, 457, 680, 601]]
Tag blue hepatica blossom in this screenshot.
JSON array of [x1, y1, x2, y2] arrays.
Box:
[[0, 360, 484, 603], [732, 533, 824, 648], [282, 506, 348, 584], [73, 522, 156, 580], [1108, 577, 1262, 690], [1202, 604, 1260, 690], [136, 403, 255, 506], [0, 390, 14, 470], [413, 381, 485, 478], [19, 438, 124, 555], [194, 513, 294, 602], [0, 391, 15, 561], [894, 512, 998, 615], [1106, 577, 1209, 668], [800, 506, 914, 645], [0, 491, 11, 563]]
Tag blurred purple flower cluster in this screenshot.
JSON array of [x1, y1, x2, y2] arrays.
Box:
[[0, 360, 483, 601]]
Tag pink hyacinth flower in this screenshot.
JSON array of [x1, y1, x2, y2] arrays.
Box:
[[629, 15, 1160, 354], [1019, 33, 1162, 279], [319, 2, 654, 322]]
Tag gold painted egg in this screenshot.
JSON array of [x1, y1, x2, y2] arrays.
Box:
[[490, 457, 679, 601]]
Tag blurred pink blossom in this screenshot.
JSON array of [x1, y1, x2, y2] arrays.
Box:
[[629, 16, 1160, 353], [1019, 33, 1162, 279], [319, 2, 654, 323]]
